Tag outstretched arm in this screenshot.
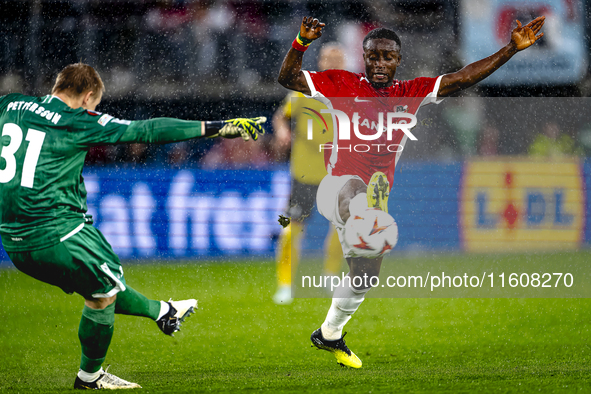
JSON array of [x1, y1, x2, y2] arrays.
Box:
[[438, 16, 545, 97], [277, 16, 325, 95], [117, 117, 266, 144]]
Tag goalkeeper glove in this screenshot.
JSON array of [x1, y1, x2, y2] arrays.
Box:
[[204, 116, 267, 141]]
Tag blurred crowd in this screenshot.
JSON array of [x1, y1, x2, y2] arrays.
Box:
[[1, 0, 590, 167], [5, 0, 456, 93]]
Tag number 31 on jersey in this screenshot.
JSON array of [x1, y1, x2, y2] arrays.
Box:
[[0, 123, 46, 188]]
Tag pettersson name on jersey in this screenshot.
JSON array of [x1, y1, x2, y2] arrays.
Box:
[[6, 101, 62, 125]]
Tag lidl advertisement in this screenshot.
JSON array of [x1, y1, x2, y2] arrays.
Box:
[[460, 159, 585, 252]]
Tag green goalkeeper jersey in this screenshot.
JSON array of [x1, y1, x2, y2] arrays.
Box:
[[0, 93, 205, 252]]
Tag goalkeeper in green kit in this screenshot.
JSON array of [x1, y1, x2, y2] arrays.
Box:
[[0, 63, 266, 390]]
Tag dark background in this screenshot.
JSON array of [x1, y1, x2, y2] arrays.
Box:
[[2, 0, 591, 162]]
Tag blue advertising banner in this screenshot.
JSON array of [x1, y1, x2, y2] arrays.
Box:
[[81, 168, 290, 259], [2, 161, 590, 265], [388, 162, 462, 251]]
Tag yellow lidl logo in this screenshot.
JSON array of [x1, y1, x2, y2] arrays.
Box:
[[460, 159, 585, 252]]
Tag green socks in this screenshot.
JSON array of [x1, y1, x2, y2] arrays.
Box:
[[114, 286, 161, 320], [79, 303, 115, 373], [78, 287, 161, 373]]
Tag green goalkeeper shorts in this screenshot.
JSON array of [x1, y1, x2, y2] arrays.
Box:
[[8, 224, 127, 299]]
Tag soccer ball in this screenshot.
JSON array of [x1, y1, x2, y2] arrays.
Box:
[[344, 208, 398, 258]]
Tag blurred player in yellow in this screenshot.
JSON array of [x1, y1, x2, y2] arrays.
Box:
[[272, 43, 346, 304]]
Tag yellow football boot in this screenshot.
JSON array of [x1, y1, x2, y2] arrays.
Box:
[[311, 328, 362, 368], [366, 171, 389, 213]]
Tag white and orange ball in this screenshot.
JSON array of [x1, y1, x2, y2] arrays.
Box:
[[344, 208, 398, 258]]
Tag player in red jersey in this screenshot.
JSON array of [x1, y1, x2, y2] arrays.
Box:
[[278, 15, 545, 368]]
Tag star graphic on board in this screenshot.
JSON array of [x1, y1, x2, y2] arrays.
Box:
[[503, 203, 518, 229], [502, 171, 518, 229]]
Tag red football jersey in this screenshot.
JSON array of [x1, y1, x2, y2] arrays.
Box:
[[302, 69, 443, 187]]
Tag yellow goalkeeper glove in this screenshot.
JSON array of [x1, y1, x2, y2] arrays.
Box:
[[215, 116, 267, 141]]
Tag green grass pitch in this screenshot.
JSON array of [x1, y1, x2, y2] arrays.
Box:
[[1, 252, 591, 393]]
